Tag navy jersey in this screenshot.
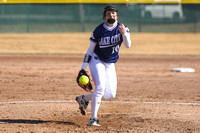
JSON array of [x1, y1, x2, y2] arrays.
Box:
[[90, 22, 130, 63]]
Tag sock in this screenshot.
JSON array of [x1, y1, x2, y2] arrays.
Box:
[[91, 95, 102, 119]]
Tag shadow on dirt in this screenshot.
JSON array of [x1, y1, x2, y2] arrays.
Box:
[[0, 119, 80, 126]]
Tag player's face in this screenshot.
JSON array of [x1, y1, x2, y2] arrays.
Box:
[[105, 11, 118, 20]]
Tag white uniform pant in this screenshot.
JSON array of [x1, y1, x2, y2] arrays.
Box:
[[89, 53, 117, 99], [83, 53, 117, 119]]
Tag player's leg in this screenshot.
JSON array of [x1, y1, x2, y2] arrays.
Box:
[[89, 54, 106, 117], [103, 63, 117, 100], [76, 53, 106, 126], [87, 53, 106, 126], [83, 54, 106, 102]]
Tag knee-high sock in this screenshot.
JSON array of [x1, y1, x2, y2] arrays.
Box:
[[91, 95, 102, 119]]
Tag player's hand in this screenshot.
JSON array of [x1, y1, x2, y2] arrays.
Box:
[[119, 24, 126, 35]]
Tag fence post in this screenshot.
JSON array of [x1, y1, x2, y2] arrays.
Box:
[[79, 4, 85, 32]]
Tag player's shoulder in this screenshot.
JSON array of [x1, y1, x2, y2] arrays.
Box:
[[94, 23, 104, 30], [92, 23, 105, 35]]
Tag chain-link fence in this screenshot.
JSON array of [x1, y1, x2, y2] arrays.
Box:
[[0, 4, 199, 33]]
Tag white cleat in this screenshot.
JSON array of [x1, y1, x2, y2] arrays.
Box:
[[87, 118, 101, 126], [75, 95, 89, 115]]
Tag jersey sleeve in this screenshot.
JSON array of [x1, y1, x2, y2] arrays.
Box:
[[89, 25, 101, 43], [122, 26, 131, 48], [125, 26, 130, 33], [89, 33, 97, 43]]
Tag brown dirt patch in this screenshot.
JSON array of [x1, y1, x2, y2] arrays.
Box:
[[0, 55, 200, 132]]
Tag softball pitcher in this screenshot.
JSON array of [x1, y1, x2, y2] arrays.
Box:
[[76, 5, 131, 126]]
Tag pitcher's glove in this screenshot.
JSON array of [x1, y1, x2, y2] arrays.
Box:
[[77, 69, 93, 92]]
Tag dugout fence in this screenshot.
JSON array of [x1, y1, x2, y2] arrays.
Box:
[[0, 3, 200, 33]]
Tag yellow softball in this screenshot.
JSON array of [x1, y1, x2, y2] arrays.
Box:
[[79, 75, 89, 85]]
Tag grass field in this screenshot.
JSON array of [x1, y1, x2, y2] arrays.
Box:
[[0, 33, 200, 55]]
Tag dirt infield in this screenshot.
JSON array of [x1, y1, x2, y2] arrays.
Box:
[[0, 54, 200, 132], [0, 33, 200, 132]]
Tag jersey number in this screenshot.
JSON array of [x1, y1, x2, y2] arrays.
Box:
[[112, 45, 119, 54]]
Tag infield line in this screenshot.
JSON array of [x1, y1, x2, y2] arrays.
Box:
[[0, 100, 200, 106]]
